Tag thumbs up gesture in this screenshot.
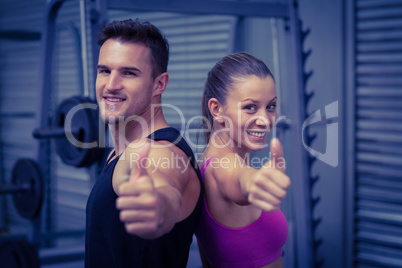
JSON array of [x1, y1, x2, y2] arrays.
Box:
[[116, 141, 163, 238], [246, 138, 291, 211]]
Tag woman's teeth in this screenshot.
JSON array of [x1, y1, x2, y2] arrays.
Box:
[[247, 131, 265, 137]]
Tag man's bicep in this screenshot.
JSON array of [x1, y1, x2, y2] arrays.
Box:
[[146, 147, 187, 194]]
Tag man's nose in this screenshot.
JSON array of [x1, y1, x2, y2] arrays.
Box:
[[106, 72, 123, 91]]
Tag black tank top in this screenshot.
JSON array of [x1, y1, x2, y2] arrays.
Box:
[[85, 128, 203, 267]]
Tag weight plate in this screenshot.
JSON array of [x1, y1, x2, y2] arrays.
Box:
[[53, 95, 104, 167], [11, 159, 44, 220]]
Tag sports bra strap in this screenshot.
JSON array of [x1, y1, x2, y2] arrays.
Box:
[[200, 157, 217, 180]]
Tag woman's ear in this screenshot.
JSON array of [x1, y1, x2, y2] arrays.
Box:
[[153, 72, 169, 96], [208, 98, 224, 124]]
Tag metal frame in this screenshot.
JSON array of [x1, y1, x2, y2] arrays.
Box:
[[343, 0, 356, 267], [33, 0, 65, 248], [0, 30, 41, 41], [35, 0, 313, 267], [106, 0, 288, 18], [283, 3, 314, 268]]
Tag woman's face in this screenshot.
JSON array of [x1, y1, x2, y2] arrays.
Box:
[[217, 75, 277, 154]]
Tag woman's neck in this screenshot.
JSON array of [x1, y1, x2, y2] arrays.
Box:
[[206, 130, 251, 161]]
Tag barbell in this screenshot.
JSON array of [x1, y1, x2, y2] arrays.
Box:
[[0, 95, 104, 265], [33, 95, 105, 167], [0, 158, 43, 220], [3, 96, 104, 219]]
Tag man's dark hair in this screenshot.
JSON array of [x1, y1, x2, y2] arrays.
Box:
[[98, 19, 169, 79]]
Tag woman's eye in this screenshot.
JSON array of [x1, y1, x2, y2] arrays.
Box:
[[245, 105, 256, 111], [267, 104, 277, 110]]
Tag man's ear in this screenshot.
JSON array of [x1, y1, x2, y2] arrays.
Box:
[[208, 98, 224, 124], [153, 72, 169, 96]]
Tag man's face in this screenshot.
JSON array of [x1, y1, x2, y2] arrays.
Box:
[[96, 40, 155, 125]]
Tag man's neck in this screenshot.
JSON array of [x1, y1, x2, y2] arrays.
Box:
[[109, 107, 169, 155]]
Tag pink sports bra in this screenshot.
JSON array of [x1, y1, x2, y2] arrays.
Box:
[[195, 158, 288, 268]]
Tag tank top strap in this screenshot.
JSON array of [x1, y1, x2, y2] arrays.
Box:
[[109, 150, 116, 159], [147, 127, 193, 166], [147, 127, 202, 183]]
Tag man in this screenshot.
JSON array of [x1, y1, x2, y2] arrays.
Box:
[[85, 19, 202, 267]]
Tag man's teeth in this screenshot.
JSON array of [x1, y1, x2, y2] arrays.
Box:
[[106, 98, 122, 102], [247, 131, 265, 137]]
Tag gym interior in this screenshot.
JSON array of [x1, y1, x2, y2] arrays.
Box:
[[0, 0, 401, 267]]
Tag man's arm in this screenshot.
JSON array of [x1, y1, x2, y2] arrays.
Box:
[[114, 140, 189, 239]]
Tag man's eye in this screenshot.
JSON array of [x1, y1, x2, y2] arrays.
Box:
[[123, 71, 136, 76], [98, 69, 110, 74]]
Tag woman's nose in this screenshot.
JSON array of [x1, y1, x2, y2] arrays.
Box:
[[255, 114, 270, 127]]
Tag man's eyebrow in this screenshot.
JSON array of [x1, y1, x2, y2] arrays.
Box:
[[96, 64, 108, 70], [96, 65, 142, 74], [120, 66, 142, 74]]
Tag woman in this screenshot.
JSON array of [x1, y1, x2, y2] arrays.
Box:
[[195, 52, 291, 268]]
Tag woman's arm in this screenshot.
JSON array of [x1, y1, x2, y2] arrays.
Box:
[[211, 138, 290, 211]]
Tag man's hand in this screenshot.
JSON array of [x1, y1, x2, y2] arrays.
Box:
[[116, 141, 164, 239], [246, 138, 291, 211]]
